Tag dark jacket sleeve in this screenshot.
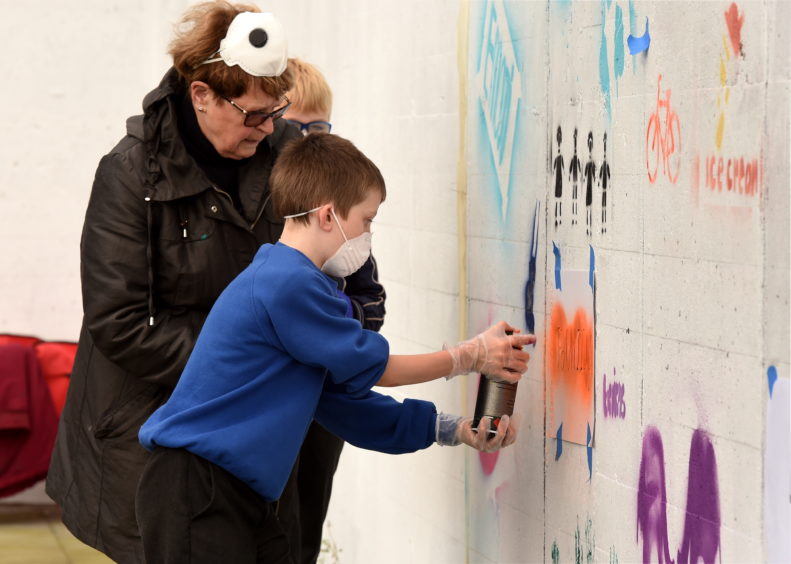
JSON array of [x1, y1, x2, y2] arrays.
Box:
[[314, 383, 436, 454], [341, 255, 386, 332], [80, 152, 201, 388]]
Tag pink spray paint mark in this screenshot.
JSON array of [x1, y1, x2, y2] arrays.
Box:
[[636, 426, 721, 564], [479, 451, 499, 475], [724, 3, 744, 56]]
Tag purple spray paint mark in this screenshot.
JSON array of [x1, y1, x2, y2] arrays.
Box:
[[603, 368, 626, 419], [637, 426, 674, 564], [637, 426, 721, 564], [676, 429, 720, 564]]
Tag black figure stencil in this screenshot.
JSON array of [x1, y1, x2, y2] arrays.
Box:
[[568, 128, 582, 226], [599, 132, 611, 234], [552, 126, 564, 228], [583, 131, 596, 237]]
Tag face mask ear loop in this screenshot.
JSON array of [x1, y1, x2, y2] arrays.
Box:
[[330, 209, 349, 242]]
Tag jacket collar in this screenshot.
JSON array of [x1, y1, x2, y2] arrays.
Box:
[[127, 67, 289, 203]]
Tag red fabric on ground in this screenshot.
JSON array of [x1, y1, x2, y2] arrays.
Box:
[[0, 343, 60, 498]]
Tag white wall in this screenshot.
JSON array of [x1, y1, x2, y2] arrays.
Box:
[[1, 1, 788, 563]]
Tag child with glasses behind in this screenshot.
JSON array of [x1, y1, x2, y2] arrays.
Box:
[[284, 58, 333, 135]]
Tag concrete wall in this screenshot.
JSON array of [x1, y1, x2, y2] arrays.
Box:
[[1, 1, 788, 562]]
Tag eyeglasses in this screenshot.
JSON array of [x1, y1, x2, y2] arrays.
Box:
[[222, 96, 291, 127], [285, 119, 332, 135]]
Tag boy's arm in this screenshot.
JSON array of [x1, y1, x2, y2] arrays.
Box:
[[314, 385, 435, 454], [315, 385, 517, 453], [376, 322, 536, 387]]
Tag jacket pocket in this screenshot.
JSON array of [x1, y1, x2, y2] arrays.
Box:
[[92, 387, 166, 440]]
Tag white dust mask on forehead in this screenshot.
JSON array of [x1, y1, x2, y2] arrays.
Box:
[[197, 12, 288, 77], [321, 209, 371, 278]]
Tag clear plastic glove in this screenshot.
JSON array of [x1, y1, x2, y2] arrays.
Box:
[[443, 321, 536, 383], [435, 413, 517, 452]]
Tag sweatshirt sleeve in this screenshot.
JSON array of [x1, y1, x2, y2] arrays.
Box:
[[261, 263, 389, 397], [313, 383, 436, 454]]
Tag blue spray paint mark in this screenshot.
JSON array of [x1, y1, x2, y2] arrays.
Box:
[[599, 1, 612, 121], [556, 423, 564, 460], [587, 423, 593, 480], [628, 1, 638, 73], [768, 366, 778, 397], [553, 241, 562, 290], [613, 4, 625, 94], [589, 245, 595, 290], [627, 18, 651, 54], [524, 201, 541, 333], [552, 0, 574, 20]]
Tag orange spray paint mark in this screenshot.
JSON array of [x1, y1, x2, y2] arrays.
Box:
[[547, 302, 594, 440], [724, 3, 744, 57]]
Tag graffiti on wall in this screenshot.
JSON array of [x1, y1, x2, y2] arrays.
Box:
[[551, 127, 611, 235], [693, 3, 762, 210], [598, 1, 650, 119], [602, 367, 626, 419], [645, 74, 682, 185], [546, 252, 595, 446], [551, 516, 597, 564], [475, 0, 522, 220], [637, 426, 721, 564]]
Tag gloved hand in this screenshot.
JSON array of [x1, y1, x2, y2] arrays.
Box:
[[435, 412, 516, 452], [443, 321, 536, 383], [335, 288, 354, 318]]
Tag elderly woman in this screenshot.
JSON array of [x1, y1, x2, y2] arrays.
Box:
[[46, 3, 383, 562]]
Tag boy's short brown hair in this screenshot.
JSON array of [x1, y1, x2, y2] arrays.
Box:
[[271, 133, 386, 224]]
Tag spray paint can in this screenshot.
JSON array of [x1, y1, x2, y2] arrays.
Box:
[[472, 330, 519, 436]]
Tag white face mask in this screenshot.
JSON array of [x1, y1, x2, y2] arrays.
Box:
[[196, 12, 288, 77], [321, 209, 371, 277]]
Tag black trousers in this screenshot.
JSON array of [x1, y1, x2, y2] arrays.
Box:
[[277, 422, 345, 564], [136, 447, 293, 564]]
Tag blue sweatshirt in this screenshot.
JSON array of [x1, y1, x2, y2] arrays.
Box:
[[139, 243, 436, 500]]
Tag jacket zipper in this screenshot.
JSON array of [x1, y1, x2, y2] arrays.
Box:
[[211, 185, 263, 232], [251, 193, 272, 230]]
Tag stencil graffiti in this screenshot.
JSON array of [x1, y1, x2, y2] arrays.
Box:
[[552, 127, 610, 235], [475, 0, 522, 219], [569, 129, 583, 225], [599, 133, 611, 233], [602, 368, 626, 419], [704, 155, 760, 195], [584, 132, 596, 235], [553, 126, 565, 227], [646, 74, 682, 184], [637, 426, 721, 564]]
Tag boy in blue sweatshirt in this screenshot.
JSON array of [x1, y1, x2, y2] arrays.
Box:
[[136, 132, 535, 563]]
